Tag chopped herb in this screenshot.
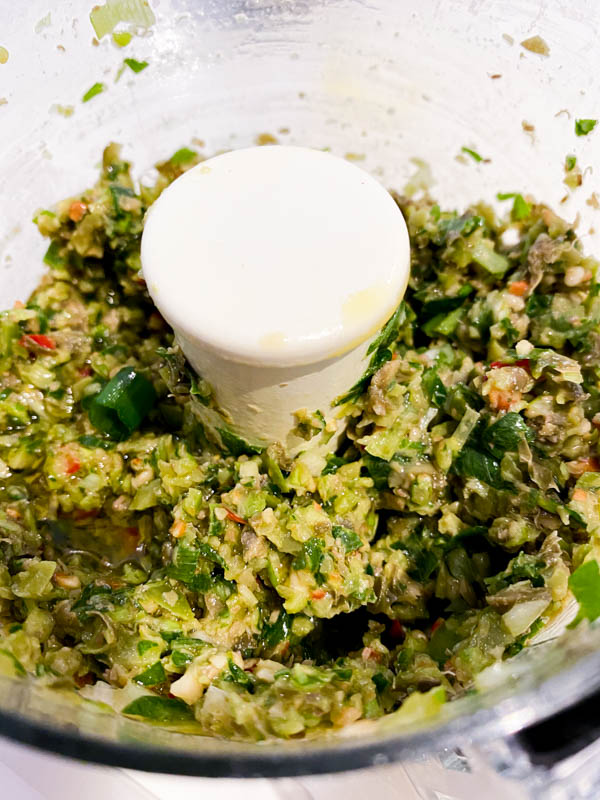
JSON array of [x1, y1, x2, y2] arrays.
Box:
[[336, 303, 407, 405], [332, 525, 362, 552], [422, 368, 447, 408], [122, 695, 193, 723], [483, 412, 533, 457], [362, 453, 391, 490], [568, 560, 600, 627], [226, 657, 255, 692], [196, 542, 226, 569], [500, 318, 519, 346], [372, 672, 390, 693], [418, 284, 473, 319], [137, 640, 158, 656], [504, 617, 544, 657], [304, 538, 324, 573], [133, 660, 166, 686], [261, 610, 291, 648], [453, 447, 507, 490], [525, 293, 551, 317], [333, 667, 353, 680], [216, 427, 263, 458], [321, 454, 348, 475], [78, 434, 114, 450], [565, 155, 577, 171]]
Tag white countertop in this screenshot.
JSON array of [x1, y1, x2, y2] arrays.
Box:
[[0, 734, 529, 800]]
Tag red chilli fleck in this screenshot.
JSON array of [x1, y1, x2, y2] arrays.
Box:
[[431, 618, 444, 634], [66, 458, 81, 475], [389, 619, 405, 640], [489, 358, 531, 373], [74, 672, 95, 688], [19, 333, 56, 350], [72, 508, 99, 521], [225, 508, 247, 525]]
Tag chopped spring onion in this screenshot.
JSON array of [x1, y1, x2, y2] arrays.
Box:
[[88, 366, 156, 439], [90, 0, 155, 39], [470, 239, 510, 275]]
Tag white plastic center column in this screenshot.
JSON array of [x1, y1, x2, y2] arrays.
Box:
[[141, 146, 410, 454]]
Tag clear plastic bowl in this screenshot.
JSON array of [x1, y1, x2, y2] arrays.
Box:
[[1, 0, 600, 785]]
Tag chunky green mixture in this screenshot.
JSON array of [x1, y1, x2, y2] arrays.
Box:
[[1, 144, 600, 741]]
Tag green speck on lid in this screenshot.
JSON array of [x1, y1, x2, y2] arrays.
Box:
[[112, 31, 132, 47], [124, 57, 148, 73], [82, 82, 106, 103]]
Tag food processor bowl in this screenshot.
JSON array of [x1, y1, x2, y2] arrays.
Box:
[[2, 0, 600, 794]]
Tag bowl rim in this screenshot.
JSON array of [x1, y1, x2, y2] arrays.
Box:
[[1, 644, 599, 778]]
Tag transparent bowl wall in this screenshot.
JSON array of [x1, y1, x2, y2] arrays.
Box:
[[1, 0, 600, 780]]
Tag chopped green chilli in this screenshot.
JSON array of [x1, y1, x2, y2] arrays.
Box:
[[88, 367, 157, 439], [1, 142, 599, 742]]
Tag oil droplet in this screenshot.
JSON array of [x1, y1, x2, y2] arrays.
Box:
[[260, 331, 287, 350], [0, 47, 9, 65], [328, 283, 406, 360], [342, 285, 388, 328]]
